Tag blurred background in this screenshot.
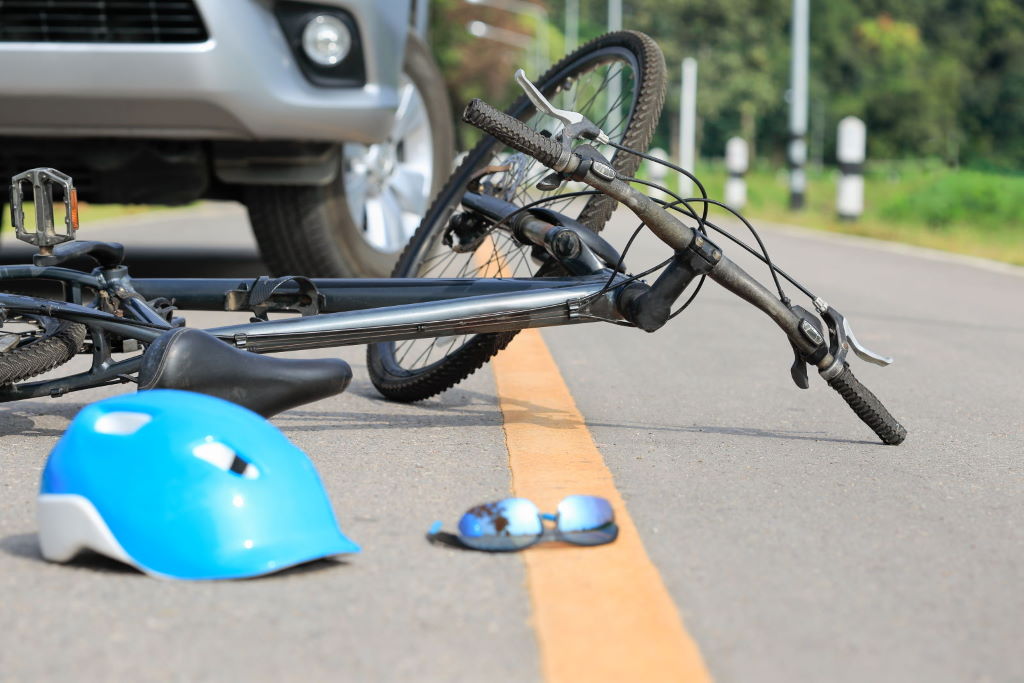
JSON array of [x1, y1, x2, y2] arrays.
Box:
[[434, 0, 1024, 264], [1, 0, 1021, 268]]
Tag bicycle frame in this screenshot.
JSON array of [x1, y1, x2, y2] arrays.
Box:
[[0, 264, 626, 402]]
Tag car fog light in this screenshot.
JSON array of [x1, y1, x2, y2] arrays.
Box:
[[302, 15, 351, 66]]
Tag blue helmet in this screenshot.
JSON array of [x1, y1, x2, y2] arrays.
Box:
[[38, 389, 359, 580]]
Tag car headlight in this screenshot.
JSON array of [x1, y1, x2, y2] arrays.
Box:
[[301, 14, 352, 67]]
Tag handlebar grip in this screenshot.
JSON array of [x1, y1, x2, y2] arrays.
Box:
[[463, 99, 570, 171], [827, 364, 907, 445]]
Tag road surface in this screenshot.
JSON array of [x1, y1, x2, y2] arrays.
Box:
[[1, 204, 1021, 681]]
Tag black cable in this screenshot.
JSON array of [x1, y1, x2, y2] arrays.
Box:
[[476, 189, 603, 235], [654, 198, 816, 301], [620, 175, 791, 303], [602, 222, 646, 291], [606, 140, 711, 231]]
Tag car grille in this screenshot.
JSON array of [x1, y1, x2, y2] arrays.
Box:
[[0, 0, 209, 43]]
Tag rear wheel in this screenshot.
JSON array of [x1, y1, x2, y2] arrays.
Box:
[[0, 315, 86, 385], [246, 34, 454, 277], [368, 31, 666, 402]]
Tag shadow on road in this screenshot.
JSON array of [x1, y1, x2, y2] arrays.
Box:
[[0, 532, 350, 580], [340, 386, 879, 446], [0, 532, 138, 576], [0, 401, 87, 437]]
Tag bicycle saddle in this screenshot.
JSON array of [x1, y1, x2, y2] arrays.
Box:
[[137, 328, 351, 417]]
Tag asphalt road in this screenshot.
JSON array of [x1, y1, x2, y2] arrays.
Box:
[[1, 203, 1021, 681]]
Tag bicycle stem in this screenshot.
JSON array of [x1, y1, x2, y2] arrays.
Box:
[[584, 172, 833, 367]]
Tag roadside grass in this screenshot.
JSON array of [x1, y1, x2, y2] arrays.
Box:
[[642, 160, 1024, 266]]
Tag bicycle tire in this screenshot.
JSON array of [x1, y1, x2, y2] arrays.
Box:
[[0, 317, 87, 385], [368, 31, 666, 402]]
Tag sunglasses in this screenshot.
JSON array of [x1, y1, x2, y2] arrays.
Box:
[[429, 495, 618, 551]]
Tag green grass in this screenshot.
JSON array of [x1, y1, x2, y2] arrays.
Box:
[[642, 160, 1024, 266]]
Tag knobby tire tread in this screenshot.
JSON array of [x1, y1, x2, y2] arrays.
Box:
[[0, 320, 87, 385]]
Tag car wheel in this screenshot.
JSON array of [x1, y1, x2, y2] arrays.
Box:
[[245, 33, 454, 277]]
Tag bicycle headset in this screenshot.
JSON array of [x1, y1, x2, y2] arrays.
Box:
[[37, 389, 359, 579]]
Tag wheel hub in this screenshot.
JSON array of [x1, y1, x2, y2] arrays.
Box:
[[342, 75, 434, 255]]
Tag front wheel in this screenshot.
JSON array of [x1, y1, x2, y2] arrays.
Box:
[[368, 31, 667, 402], [246, 34, 454, 277]]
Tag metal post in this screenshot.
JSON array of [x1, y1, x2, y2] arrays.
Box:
[[608, 0, 622, 30], [725, 137, 749, 210], [606, 0, 623, 135], [413, 0, 430, 40], [566, 0, 579, 53], [679, 57, 697, 197], [466, 0, 548, 76], [836, 116, 866, 221], [646, 147, 669, 200], [788, 0, 809, 210]]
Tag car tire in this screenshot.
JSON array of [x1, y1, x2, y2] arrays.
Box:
[[245, 33, 454, 277]]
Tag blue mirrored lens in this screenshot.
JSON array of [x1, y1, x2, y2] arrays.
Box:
[[556, 495, 617, 546], [458, 498, 543, 551]]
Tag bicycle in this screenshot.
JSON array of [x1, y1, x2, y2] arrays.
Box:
[[0, 32, 906, 445]]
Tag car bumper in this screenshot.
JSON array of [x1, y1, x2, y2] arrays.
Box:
[[0, 0, 409, 144]]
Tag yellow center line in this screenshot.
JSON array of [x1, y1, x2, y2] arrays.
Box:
[[492, 329, 712, 682]]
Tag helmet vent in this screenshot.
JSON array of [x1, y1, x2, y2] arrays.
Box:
[[192, 442, 260, 479], [94, 412, 152, 435]]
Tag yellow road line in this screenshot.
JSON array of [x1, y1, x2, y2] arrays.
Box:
[[492, 328, 712, 683]]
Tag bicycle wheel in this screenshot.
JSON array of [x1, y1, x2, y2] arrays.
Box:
[[0, 314, 86, 385], [368, 31, 666, 402]]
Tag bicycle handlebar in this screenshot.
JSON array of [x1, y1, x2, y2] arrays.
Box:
[[462, 97, 907, 446], [826, 364, 907, 445], [464, 99, 576, 173]]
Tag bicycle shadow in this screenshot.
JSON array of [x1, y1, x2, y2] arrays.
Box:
[[0, 401, 87, 437], [0, 383, 877, 447], [325, 386, 880, 446]]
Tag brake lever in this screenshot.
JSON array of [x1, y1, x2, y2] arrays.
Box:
[[843, 318, 893, 366], [514, 69, 610, 145], [817, 300, 894, 369]]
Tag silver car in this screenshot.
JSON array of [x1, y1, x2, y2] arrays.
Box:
[[0, 0, 454, 276]]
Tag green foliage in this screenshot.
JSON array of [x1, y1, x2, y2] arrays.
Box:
[[532, 0, 1024, 169], [873, 168, 1024, 230], [637, 160, 1024, 264]]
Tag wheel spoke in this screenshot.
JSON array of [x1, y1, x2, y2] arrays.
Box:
[[369, 34, 660, 396], [392, 82, 429, 142]]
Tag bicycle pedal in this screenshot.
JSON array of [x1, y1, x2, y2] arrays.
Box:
[[9, 168, 79, 255]]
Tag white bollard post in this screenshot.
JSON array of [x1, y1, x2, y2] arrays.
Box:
[[678, 58, 698, 197], [724, 137, 749, 210], [788, 0, 809, 210], [836, 116, 866, 220], [606, 0, 623, 136], [646, 147, 669, 201]]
